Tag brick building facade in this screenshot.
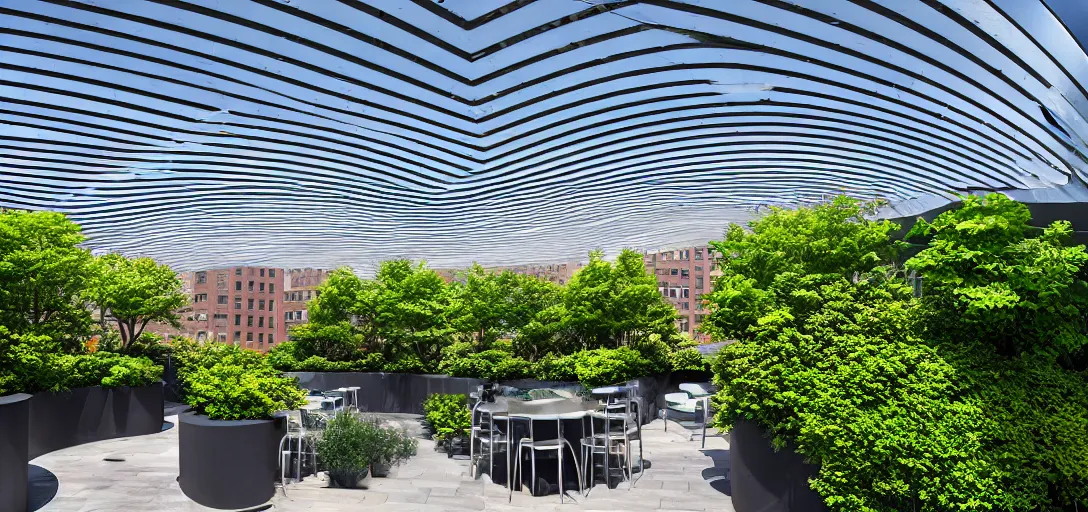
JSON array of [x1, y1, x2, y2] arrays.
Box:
[[283, 268, 332, 331], [643, 246, 722, 341]]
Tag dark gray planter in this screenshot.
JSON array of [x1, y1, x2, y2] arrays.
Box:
[[730, 419, 826, 512], [370, 462, 391, 478], [178, 412, 284, 510], [0, 393, 31, 512], [329, 467, 369, 488], [28, 383, 164, 459]]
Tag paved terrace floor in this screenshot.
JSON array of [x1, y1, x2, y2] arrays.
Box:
[[31, 414, 734, 512]]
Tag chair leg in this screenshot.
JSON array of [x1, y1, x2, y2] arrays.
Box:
[[558, 445, 564, 504], [530, 449, 537, 496], [509, 446, 519, 502]]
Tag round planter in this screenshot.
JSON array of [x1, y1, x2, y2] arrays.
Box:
[[370, 462, 391, 478], [329, 467, 370, 488], [730, 419, 826, 512], [178, 412, 283, 510], [0, 393, 31, 512]]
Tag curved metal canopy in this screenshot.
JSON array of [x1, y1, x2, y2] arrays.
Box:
[[1, 0, 1086, 271]]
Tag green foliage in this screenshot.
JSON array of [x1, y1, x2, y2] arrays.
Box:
[[316, 412, 382, 473], [707, 194, 1088, 511], [372, 420, 418, 468], [0, 326, 161, 394], [174, 341, 305, 420], [88, 254, 187, 349], [669, 347, 707, 372], [287, 322, 364, 362], [532, 353, 580, 382], [574, 347, 654, 388], [438, 341, 532, 380], [422, 393, 471, 443], [0, 326, 56, 395], [702, 196, 901, 341], [0, 210, 95, 350], [713, 276, 998, 511], [906, 193, 1088, 360]]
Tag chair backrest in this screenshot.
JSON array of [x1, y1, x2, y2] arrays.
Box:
[[664, 392, 694, 405], [679, 382, 713, 397]]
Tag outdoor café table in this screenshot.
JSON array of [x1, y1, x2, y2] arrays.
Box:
[[487, 399, 594, 501]]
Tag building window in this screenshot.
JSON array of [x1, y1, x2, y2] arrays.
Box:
[[269, 283, 275, 293], [196, 272, 207, 284], [235, 281, 242, 291], [695, 250, 703, 260], [259, 282, 265, 293], [246, 332, 253, 341], [258, 333, 264, 344], [260, 269, 265, 277], [670, 269, 678, 276], [258, 317, 264, 328], [681, 269, 690, 278], [234, 331, 241, 342], [217, 295, 228, 305], [234, 314, 241, 326], [268, 316, 274, 328], [234, 296, 242, 309], [248, 281, 254, 292], [247, 316, 253, 327], [682, 287, 690, 298], [259, 300, 265, 311], [235, 268, 242, 276], [285, 311, 291, 322], [269, 269, 276, 278], [682, 302, 690, 310], [269, 300, 275, 312], [248, 299, 254, 310], [268, 334, 274, 344], [695, 266, 702, 272], [218, 333, 227, 342], [194, 293, 208, 303], [696, 277, 704, 289]]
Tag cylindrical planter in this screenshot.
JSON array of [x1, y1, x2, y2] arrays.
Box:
[[28, 383, 164, 459], [178, 412, 283, 510], [0, 393, 31, 512], [329, 467, 370, 488], [730, 419, 826, 512]]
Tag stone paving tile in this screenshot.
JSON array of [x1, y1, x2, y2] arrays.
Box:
[[31, 414, 733, 511]]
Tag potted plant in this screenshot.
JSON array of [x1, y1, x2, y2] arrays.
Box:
[[316, 412, 381, 488], [174, 341, 306, 510], [370, 422, 418, 477], [422, 393, 471, 456]]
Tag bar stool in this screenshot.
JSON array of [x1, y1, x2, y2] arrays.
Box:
[[341, 386, 360, 410]]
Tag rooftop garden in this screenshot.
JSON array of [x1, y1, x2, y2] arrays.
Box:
[[267, 249, 709, 387]]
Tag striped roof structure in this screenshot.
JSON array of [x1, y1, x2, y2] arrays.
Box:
[[1, 0, 1086, 271]]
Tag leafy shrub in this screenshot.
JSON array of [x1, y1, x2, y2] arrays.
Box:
[[0, 326, 55, 395], [372, 419, 418, 468], [438, 342, 533, 381], [669, 348, 707, 372], [175, 341, 305, 421], [288, 322, 363, 362], [422, 393, 471, 443], [383, 355, 431, 374], [573, 347, 652, 388], [316, 412, 381, 474], [532, 353, 579, 382]]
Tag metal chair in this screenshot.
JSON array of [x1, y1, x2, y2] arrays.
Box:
[[276, 410, 311, 494], [679, 383, 713, 448], [507, 400, 587, 503], [663, 392, 708, 447], [469, 396, 507, 481], [581, 396, 641, 493]]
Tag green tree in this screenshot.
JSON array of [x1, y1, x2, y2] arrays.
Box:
[[89, 254, 188, 350], [702, 196, 900, 340], [0, 210, 95, 349], [906, 193, 1088, 360]]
